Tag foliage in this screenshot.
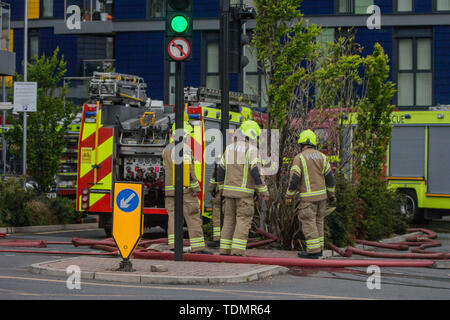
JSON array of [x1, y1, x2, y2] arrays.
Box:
[[252, 1, 406, 248], [7, 48, 76, 192], [0, 177, 78, 227]]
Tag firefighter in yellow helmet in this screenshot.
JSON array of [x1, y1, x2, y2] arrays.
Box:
[[216, 120, 270, 256], [162, 122, 212, 254], [285, 129, 336, 259]]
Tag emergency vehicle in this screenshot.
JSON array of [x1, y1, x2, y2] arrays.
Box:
[[75, 72, 261, 235], [342, 107, 450, 222]]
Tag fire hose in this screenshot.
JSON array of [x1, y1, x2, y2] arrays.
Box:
[[0, 228, 447, 268], [330, 228, 450, 260]]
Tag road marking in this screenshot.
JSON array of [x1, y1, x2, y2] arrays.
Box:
[[0, 275, 374, 300], [13, 228, 101, 235]]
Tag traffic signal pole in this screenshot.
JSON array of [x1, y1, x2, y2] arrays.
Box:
[[165, 0, 193, 261], [174, 61, 184, 262], [220, 0, 230, 229], [220, 0, 230, 155]]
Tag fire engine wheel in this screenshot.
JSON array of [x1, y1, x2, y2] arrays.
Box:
[[399, 189, 424, 223]]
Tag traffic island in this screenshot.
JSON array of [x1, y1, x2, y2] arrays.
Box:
[[28, 256, 289, 285]]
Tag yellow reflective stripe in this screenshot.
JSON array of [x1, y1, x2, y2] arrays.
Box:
[[299, 155, 311, 193], [189, 182, 199, 188], [286, 190, 297, 196], [164, 186, 175, 191], [256, 186, 268, 193], [223, 185, 254, 194], [242, 149, 250, 189], [300, 189, 327, 197], [291, 165, 302, 176], [220, 239, 232, 249], [322, 154, 331, 175], [327, 187, 335, 193]]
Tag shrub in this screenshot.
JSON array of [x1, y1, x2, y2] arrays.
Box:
[[0, 177, 78, 227], [46, 197, 77, 225], [0, 177, 35, 227], [26, 199, 58, 226]]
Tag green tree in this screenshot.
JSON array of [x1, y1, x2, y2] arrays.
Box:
[[7, 48, 76, 192], [352, 43, 406, 240]]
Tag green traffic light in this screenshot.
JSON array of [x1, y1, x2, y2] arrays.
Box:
[[170, 15, 189, 33]]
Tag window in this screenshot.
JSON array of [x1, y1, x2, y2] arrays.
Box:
[[436, 0, 450, 11], [40, 0, 53, 18], [243, 43, 268, 108], [396, 0, 413, 12], [337, 0, 373, 14], [147, 0, 165, 19], [395, 32, 432, 108], [29, 31, 39, 62], [206, 42, 220, 90]]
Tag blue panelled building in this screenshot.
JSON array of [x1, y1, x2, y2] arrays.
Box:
[[3, 0, 450, 109]]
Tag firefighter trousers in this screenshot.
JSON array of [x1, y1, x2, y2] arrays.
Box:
[[212, 193, 222, 241], [219, 196, 254, 256], [297, 199, 327, 254], [165, 193, 206, 252]]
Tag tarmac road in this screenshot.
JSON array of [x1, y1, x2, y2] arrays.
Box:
[[0, 227, 449, 301]]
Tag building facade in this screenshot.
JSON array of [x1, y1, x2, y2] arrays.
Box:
[[3, 0, 450, 110]]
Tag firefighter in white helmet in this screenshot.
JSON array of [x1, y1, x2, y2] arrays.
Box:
[[285, 129, 336, 259], [216, 120, 270, 256], [163, 122, 212, 254]]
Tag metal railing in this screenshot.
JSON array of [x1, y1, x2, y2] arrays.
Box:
[[64, 0, 114, 22], [0, 2, 11, 51]]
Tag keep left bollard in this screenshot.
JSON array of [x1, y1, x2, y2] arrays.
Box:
[[112, 182, 144, 272]]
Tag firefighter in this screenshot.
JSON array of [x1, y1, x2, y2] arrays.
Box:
[[216, 120, 270, 256], [207, 161, 222, 246], [163, 122, 212, 254], [285, 129, 336, 259]]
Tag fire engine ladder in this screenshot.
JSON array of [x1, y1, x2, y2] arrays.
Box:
[[89, 72, 148, 106], [184, 87, 259, 107]]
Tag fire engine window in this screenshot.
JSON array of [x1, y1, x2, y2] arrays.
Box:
[[428, 126, 450, 194], [389, 126, 425, 178]]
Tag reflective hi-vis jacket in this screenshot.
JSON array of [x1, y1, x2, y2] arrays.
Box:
[[218, 141, 269, 198], [162, 142, 200, 197], [286, 146, 335, 202]]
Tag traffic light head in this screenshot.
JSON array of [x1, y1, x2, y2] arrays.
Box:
[[166, 0, 193, 61], [167, 0, 193, 36], [229, 6, 257, 73]]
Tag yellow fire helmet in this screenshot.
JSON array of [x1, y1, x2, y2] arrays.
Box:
[[298, 129, 317, 147], [239, 120, 262, 140]]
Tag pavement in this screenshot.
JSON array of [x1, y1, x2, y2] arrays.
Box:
[[25, 228, 448, 285]]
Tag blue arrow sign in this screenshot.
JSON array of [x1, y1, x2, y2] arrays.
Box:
[[116, 189, 140, 213]]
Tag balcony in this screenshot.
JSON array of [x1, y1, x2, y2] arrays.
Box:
[[55, 0, 114, 35], [0, 2, 15, 76]]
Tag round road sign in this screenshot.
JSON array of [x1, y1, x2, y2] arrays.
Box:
[[168, 37, 191, 61]]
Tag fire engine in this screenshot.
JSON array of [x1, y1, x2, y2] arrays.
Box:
[[342, 107, 450, 222], [76, 72, 262, 235]]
